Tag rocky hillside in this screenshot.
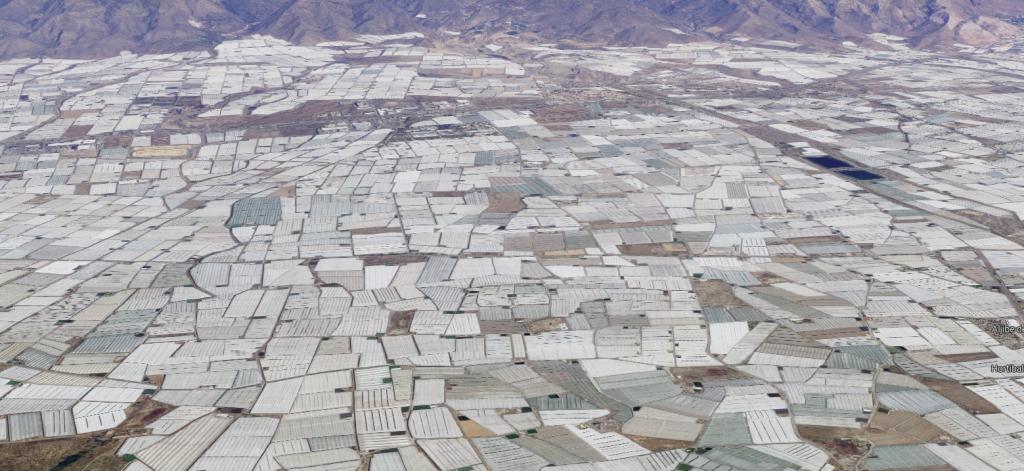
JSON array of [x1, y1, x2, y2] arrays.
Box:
[[0, 0, 1020, 59]]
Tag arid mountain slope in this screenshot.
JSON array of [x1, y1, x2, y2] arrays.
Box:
[[0, 0, 1019, 59]]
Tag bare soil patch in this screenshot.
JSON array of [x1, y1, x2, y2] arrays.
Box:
[[921, 378, 1000, 414], [693, 280, 748, 308]]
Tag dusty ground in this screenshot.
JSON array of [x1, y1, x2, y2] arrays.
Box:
[[0, 435, 124, 471], [361, 254, 428, 266], [797, 425, 871, 470], [934, 351, 997, 362], [118, 398, 172, 433], [956, 266, 998, 288], [526, 317, 568, 334], [131, 145, 191, 159], [668, 366, 750, 385], [540, 249, 587, 258], [387, 310, 415, 335], [597, 418, 694, 451], [753, 271, 788, 285], [457, 418, 496, 438], [616, 242, 688, 256], [866, 411, 944, 445], [921, 377, 1000, 414], [958, 210, 1024, 246], [623, 433, 694, 452], [692, 280, 749, 308], [484, 192, 525, 213], [270, 184, 297, 198], [784, 235, 847, 245], [974, 318, 1024, 350]]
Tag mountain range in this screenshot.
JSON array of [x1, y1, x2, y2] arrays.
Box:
[[0, 0, 1021, 59]]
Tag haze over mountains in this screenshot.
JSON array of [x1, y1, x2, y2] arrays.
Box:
[[0, 0, 1021, 59]]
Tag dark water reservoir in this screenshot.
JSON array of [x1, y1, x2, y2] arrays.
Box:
[[838, 169, 883, 180], [807, 156, 850, 169]]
